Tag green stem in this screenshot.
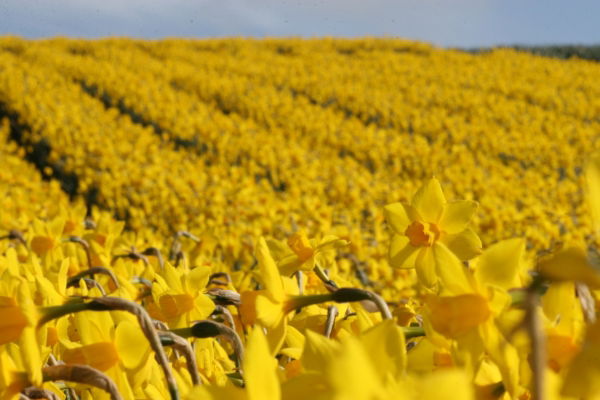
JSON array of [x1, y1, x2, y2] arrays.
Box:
[[402, 326, 425, 339], [39, 299, 105, 326], [172, 321, 245, 373], [287, 293, 334, 310], [313, 265, 338, 288]]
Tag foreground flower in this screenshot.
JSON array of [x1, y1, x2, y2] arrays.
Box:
[[240, 237, 300, 354], [424, 239, 524, 396], [384, 178, 482, 289], [0, 279, 43, 397]]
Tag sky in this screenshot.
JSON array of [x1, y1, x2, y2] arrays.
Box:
[[0, 0, 598, 48]]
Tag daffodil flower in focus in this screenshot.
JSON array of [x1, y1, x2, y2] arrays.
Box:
[[384, 178, 481, 289]]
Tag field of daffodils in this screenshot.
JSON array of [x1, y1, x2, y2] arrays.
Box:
[[1, 37, 600, 399]]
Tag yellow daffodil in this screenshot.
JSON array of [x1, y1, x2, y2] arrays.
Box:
[[0, 279, 43, 396], [541, 282, 584, 373], [240, 237, 299, 354], [384, 178, 481, 289], [561, 318, 600, 397], [424, 239, 524, 396], [274, 231, 348, 276], [29, 216, 66, 264], [147, 262, 215, 328], [4, 37, 600, 400]]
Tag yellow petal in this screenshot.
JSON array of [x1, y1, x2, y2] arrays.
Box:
[[542, 282, 584, 338], [315, 235, 349, 251], [383, 202, 412, 234], [474, 358, 502, 387], [327, 337, 384, 399], [114, 320, 151, 370], [389, 235, 419, 269], [63, 342, 119, 371], [485, 286, 512, 316], [49, 216, 66, 238], [406, 337, 435, 373], [474, 238, 525, 289], [244, 327, 280, 400], [440, 200, 478, 234], [285, 325, 305, 350], [240, 290, 259, 326], [411, 178, 446, 223], [185, 384, 246, 400], [16, 282, 42, 387], [161, 263, 184, 293], [190, 294, 216, 322], [301, 330, 340, 373], [425, 243, 472, 295], [159, 293, 195, 320], [440, 228, 482, 261], [255, 293, 285, 329], [426, 294, 491, 338], [415, 247, 439, 289], [256, 237, 285, 302], [278, 256, 305, 277], [0, 301, 27, 345], [280, 347, 302, 360], [479, 321, 521, 396], [187, 266, 212, 291], [538, 246, 600, 288], [416, 369, 475, 400], [360, 320, 406, 380], [586, 151, 600, 231], [547, 333, 579, 373], [264, 315, 287, 357], [562, 334, 600, 398], [281, 373, 329, 400]]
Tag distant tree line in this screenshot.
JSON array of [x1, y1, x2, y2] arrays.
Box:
[[464, 45, 600, 62]]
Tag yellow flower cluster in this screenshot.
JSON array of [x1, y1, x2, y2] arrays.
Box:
[[1, 37, 597, 256], [1, 37, 600, 399]]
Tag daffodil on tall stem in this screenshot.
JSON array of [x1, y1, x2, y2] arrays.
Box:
[[240, 238, 397, 355]]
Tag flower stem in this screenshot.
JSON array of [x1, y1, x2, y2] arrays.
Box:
[[173, 320, 245, 373], [324, 306, 338, 338], [402, 326, 425, 339], [39, 297, 180, 400]]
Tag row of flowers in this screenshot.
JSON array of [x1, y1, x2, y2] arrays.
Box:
[[2, 38, 598, 256]]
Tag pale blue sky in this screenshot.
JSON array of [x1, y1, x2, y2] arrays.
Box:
[[0, 0, 597, 47]]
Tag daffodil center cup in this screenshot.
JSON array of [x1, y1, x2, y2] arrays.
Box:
[[288, 233, 315, 261], [404, 221, 440, 247]]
